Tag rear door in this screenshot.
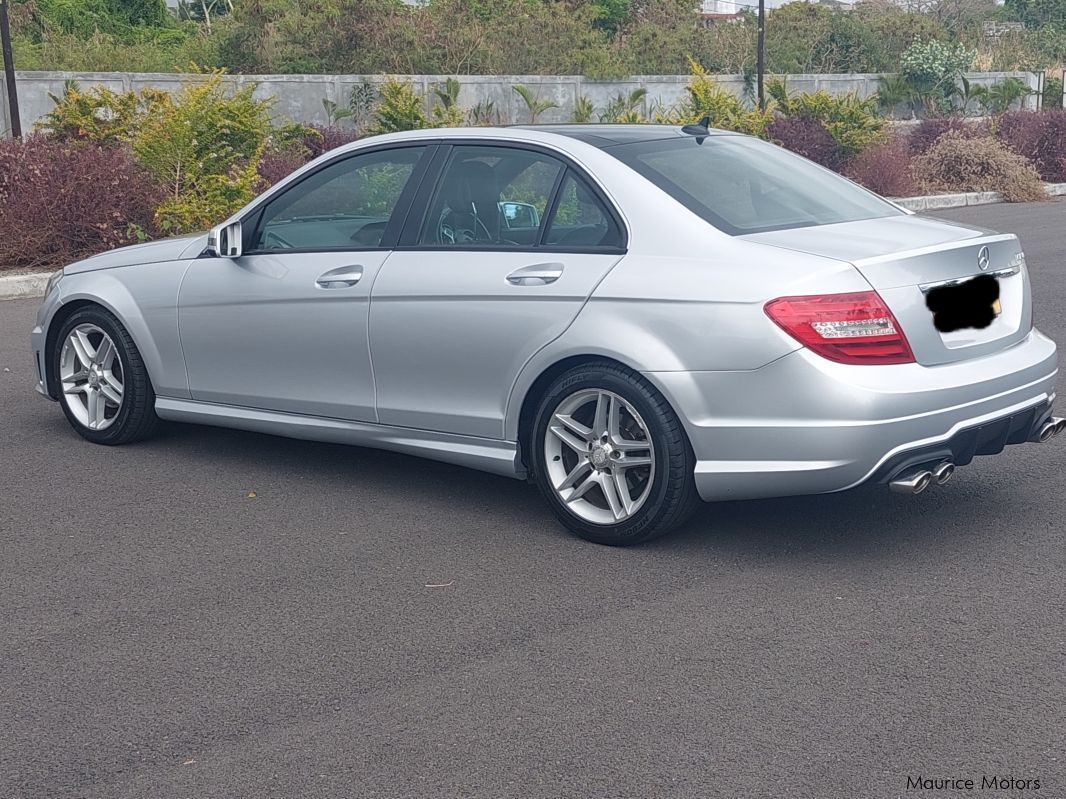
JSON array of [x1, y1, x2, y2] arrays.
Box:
[[369, 143, 626, 439], [745, 215, 1032, 366]]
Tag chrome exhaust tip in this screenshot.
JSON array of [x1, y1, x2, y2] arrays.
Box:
[[932, 461, 955, 485], [1054, 417, 1066, 436], [889, 470, 934, 495], [1034, 418, 1059, 443]]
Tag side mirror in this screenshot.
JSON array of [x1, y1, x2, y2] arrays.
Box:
[[207, 221, 243, 258]]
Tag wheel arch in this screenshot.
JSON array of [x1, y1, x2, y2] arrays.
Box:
[[513, 353, 684, 473], [43, 290, 162, 400]]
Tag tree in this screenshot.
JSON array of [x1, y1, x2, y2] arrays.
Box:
[[179, 0, 233, 33], [1006, 0, 1066, 28]]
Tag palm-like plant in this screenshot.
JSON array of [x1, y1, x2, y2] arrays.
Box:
[[321, 98, 354, 127], [599, 88, 648, 123], [876, 74, 919, 118], [976, 78, 1032, 115], [570, 95, 596, 124], [512, 85, 559, 124]]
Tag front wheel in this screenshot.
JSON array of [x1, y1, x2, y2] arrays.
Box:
[[53, 306, 160, 445], [530, 363, 700, 545]]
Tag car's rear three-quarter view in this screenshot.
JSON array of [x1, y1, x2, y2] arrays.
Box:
[[30, 124, 1060, 545]]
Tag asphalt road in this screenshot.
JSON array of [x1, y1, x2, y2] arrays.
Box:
[[2, 201, 1064, 799]]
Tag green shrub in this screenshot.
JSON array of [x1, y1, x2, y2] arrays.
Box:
[[775, 88, 885, 157], [38, 85, 171, 143], [430, 79, 466, 128], [370, 79, 428, 135], [1043, 75, 1064, 109], [899, 39, 975, 115], [130, 71, 272, 232], [913, 132, 1046, 202], [684, 59, 772, 138]]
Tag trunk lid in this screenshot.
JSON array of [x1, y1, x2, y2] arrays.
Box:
[[744, 215, 1032, 366]]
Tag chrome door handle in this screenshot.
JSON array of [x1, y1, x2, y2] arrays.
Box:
[[316, 265, 364, 288], [506, 262, 564, 286]]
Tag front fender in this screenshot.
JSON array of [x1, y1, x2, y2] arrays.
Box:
[[47, 262, 192, 399]]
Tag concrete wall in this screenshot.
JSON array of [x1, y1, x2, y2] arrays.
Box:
[[1, 70, 1042, 135]]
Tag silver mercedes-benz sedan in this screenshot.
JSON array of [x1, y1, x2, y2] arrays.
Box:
[[31, 124, 1061, 545]]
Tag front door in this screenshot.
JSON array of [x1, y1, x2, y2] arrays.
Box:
[[178, 144, 430, 421], [370, 144, 626, 439]]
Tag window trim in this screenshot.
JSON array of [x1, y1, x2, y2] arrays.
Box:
[[240, 142, 439, 256], [538, 167, 624, 250], [395, 140, 628, 255]]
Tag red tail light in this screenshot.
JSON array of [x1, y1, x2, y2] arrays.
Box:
[[764, 291, 915, 365]]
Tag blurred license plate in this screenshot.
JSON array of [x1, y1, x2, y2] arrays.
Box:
[[925, 274, 1001, 333]]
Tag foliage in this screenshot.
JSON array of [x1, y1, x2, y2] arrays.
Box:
[[877, 73, 919, 117], [599, 89, 647, 124], [0, 136, 161, 270], [908, 116, 986, 154], [370, 79, 428, 135], [766, 116, 843, 170], [1005, 0, 1066, 29], [38, 85, 171, 143], [899, 39, 975, 114], [321, 99, 354, 127], [1043, 75, 1064, 109], [130, 72, 272, 232], [512, 85, 559, 124], [10, 0, 1061, 78], [844, 137, 918, 197], [994, 109, 1066, 181], [431, 78, 467, 127], [913, 131, 1047, 201], [571, 96, 596, 124], [973, 76, 1032, 114], [771, 84, 885, 156], [468, 101, 500, 126], [684, 59, 773, 138], [28, 0, 171, 38]]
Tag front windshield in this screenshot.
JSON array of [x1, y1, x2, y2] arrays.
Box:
[[607, 134, 902, 236]]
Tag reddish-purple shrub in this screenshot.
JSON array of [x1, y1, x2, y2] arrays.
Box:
[[996, 109, 1066, 182], [767, 115, 843, 170], [304, 125, 362, 158], [844, 137, 919, 198], [257, 125, 363, 187], [0, 135, 161, 271], [908, 117, 984, 156], [258, 147, 309, 187]]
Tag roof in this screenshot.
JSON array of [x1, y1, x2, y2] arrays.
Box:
[[510, 124, 732, 148]]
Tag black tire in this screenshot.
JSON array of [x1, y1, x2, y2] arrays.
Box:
[[530, 361, 700, 546], [52, 306, 160, 446]]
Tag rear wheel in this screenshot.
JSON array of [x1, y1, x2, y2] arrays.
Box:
[[53, 307, 159, 445], [530, 362, 699, 545]]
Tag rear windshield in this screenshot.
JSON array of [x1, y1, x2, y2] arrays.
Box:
[[607, 135, 903, 236]]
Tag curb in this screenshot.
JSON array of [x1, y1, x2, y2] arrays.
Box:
[[0, 273, 51, 301], [893, 182, 1066, 211], [2, 182, 1064, 301]]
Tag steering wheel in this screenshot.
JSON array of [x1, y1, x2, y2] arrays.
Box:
[[437, 208, 494, 245]]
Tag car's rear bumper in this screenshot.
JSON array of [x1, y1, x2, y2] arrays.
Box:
[[647, 328, 1058, 502]]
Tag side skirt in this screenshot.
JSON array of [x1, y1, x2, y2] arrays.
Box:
[[155, 398, 525, 479]]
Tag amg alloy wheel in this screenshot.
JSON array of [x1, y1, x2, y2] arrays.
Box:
[[532, 362, 699, 546], [60, 323, 124, 432], [53, 307, 159, 445], [543, 389, 655, 525]]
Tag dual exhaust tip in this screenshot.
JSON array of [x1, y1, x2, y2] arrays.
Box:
[[890, 416, 1063, 495], [890, 461, 955, 495], [1033, 415, 1066, 444]]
